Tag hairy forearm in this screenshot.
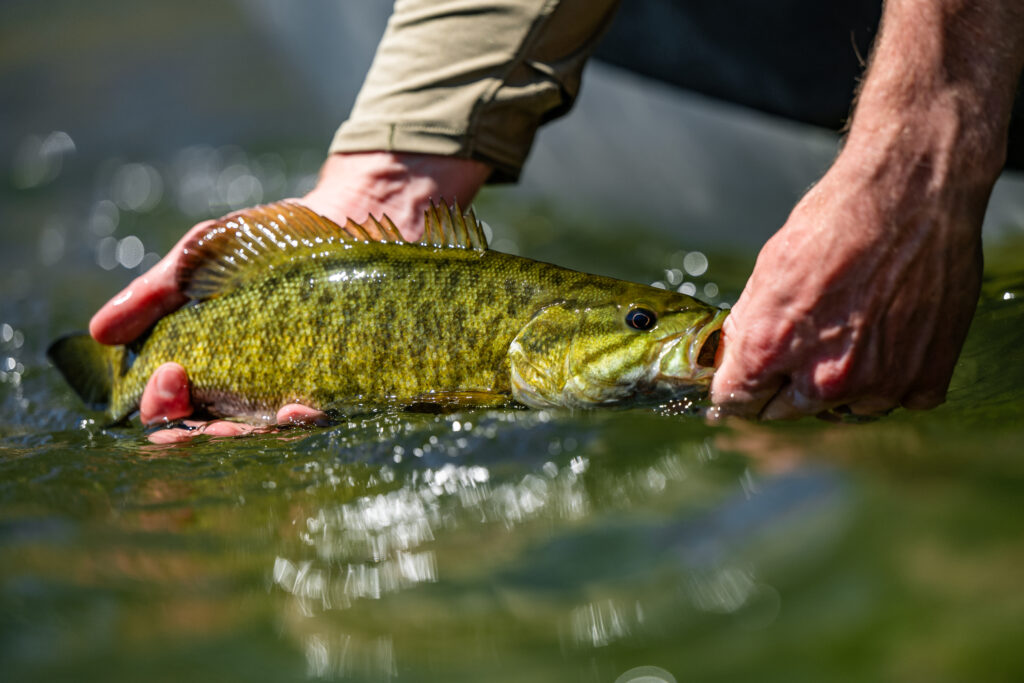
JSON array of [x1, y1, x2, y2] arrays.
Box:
[[846, 0, 1024, 193]]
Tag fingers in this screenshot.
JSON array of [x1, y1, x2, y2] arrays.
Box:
[[145, 409, 323, 444], [139, 363, 329, 442], [147, 425, 201, 445], [276, 403, 330, 427], [709, 376, 786, 419], [89, 220, 217, 345], [146, 419, 260, 445], [709, 318, 787, 419], [140, 362, 193, 426], [900, 390, 945, 410], [758, 383, 834, 420], [843, 397, 901, 416]]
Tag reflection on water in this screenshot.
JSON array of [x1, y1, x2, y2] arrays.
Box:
[[248, 406, 851, 680], [3, 141, 1024, 681]]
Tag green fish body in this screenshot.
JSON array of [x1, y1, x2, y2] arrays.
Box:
[[49, 202, 727, 423]]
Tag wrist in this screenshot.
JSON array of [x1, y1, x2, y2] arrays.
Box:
[[304, 152, 492, 239], [843, 0, 1024, 191], [844, 85, 1009, 195], [830, 116, 995, 245]]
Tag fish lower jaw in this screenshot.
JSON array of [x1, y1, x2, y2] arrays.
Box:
[[688, 309, 728, 370], [654, 309, 728, 386]]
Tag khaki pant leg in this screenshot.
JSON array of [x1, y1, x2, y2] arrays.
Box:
[[329, 0, 621, 181]]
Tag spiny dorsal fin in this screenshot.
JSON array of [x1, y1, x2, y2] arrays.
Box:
[[178, 201, 414, 300], [177, 200, 486, 301], [179, 201, 347, 300], [421, 200, 489, 251]]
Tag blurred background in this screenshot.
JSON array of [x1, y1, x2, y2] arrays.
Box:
[[6, 0, 1024, 266]]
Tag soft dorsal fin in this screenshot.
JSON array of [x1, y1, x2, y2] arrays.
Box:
[[177, 200, 488, 301], [421, 201, 489, 251]]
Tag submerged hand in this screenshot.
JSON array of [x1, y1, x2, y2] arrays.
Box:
[[710, 150, 988, 420], [90, 152, 491, 433], [141, 363, 329, 444]]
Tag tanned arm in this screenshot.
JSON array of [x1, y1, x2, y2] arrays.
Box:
[[711, 0, 1024, 419]]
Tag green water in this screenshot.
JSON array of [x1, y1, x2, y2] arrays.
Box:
[[3, 169, 1024, 683]]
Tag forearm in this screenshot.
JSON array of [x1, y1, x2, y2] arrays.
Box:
[[712, 0, 1024, 419], [844, 0, 1024, 201]]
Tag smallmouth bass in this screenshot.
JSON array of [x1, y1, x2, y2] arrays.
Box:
[[49, 201, 727, 423]]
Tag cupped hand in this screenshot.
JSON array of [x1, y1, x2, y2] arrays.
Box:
[[91, 152, 491, 439], [141, 363, 328, 444], [710, 152, 988, 420]]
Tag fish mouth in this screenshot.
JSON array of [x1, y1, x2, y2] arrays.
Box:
[[654, 308, 729, 387], [689, 308, 728, 372]]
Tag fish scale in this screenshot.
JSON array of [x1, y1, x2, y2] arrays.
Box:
[[48, 201, 727, 423]]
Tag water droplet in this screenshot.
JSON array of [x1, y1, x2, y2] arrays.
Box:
[[703, 282, 719, 298], [669, 250, 688, 270], [116, 235, 145, 269], [677, 282, 697, 296], [140, 252, 161, 271], [96, 236, 119, 270], [683, 251, 708, 277], [112, 163, 163, 212], [89, 200, 119, 236]]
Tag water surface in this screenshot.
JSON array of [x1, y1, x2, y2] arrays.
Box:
[[3, 164, 1024, 683]]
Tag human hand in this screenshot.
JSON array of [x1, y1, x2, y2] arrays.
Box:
[[139, 363, 329, 444], [710, 149, 988, 420], [91, 152, 491, 438], [709, 0, 1024, 420]]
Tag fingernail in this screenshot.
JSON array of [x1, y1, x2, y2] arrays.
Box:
[[157, 368, 184, 400]]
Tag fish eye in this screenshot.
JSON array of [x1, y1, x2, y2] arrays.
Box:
[[625, 307, 657, 331]]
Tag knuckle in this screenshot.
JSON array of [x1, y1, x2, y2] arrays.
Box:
[[810, 357, 854, 401]]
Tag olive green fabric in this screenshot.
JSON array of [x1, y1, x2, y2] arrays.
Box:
[[329, 0, 621, 182]]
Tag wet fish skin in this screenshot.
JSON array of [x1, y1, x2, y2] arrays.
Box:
[[48, 202, 726, 423]]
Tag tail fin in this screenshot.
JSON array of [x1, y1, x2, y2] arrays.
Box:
[[47, 333, 119, 410]]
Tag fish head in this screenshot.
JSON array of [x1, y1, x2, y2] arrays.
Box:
[[509, 289, 728, 409]]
